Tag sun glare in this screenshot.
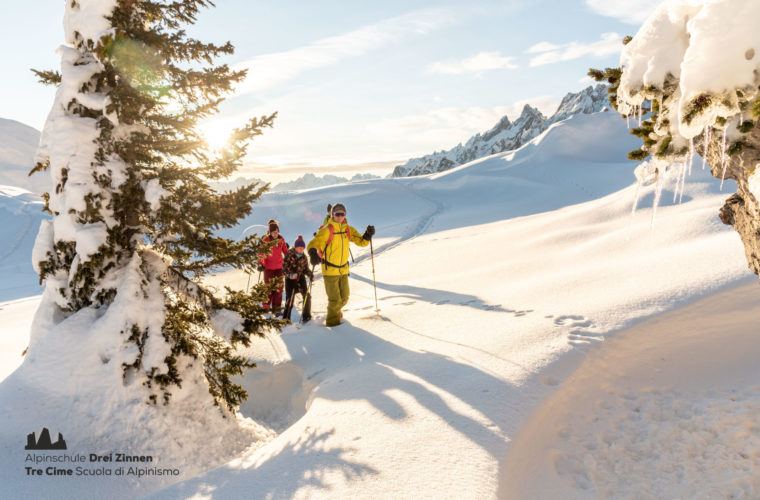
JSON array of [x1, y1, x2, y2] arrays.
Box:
[[199, 121, 234, 151]]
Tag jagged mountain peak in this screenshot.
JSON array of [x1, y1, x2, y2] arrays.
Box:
[[519, 103, 544, 119], [392, 84, 609, 178]]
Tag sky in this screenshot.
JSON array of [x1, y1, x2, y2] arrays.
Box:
[[0, 0, 663, 172]]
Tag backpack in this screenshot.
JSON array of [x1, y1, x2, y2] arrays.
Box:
[[317, 223, 351, 268], [323, 223, 350, 249], [314, 220, 351, 250]]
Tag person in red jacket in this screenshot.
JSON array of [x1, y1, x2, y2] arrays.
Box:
[[258, 219, 289, 314]]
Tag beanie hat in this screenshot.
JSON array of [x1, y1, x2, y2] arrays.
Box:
[[268, 219, 279, 233], [294, 235, 306, 248], [331, 203, 346, 216]]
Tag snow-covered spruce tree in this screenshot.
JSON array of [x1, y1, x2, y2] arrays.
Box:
[[590, 0, 760, 276], [29, 0, 281, 415]]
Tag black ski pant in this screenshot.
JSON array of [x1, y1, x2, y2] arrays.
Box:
[[284, 275, 311, 321]]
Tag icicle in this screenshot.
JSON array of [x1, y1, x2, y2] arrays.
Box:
[[672, 161, 688, 204], [651, 168, 664, 232], [673, 161, 683, 203], [626, 113, 630, 129], [631, 178, 643, 216], [701, 125, 711, 170], [719, 130, 728, 190], [637, 104, 642, 126], [679, 160, 689, 204], [687, 138, 694, 176]]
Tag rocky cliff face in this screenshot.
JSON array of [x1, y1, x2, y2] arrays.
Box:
[[714, 126, 760, 277], [392, 84, 609, 177]]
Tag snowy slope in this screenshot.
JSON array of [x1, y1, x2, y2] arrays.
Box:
[[150, 111, 752, 498], [0, 185, 46, 301], [1, 109, 756, 499], [0, 118, 49, 194]]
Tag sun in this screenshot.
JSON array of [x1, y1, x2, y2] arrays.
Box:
[[198, 120, 234, 151]]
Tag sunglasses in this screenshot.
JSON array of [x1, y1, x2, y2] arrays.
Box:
[[333, 212, 345, 217]]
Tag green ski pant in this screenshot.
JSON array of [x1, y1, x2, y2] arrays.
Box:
[[323, 274, 349, 326]]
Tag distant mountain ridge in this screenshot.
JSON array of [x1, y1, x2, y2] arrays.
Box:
[[392, 84, 609, 177], [271, 172, 380, 192]]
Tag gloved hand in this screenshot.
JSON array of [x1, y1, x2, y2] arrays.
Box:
[[256, 264, 265, 272], [308, 247, 321, 266], [326, 204, 332, 214], [362, 225, 375, 241]]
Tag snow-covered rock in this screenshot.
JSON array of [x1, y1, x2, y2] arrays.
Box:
[[392, 85, 609, 177]]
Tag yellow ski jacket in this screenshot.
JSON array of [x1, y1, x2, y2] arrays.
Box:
[[307, 219, 369, 276]]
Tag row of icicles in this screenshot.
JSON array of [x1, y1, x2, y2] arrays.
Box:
[[630, 116, 733, 232]]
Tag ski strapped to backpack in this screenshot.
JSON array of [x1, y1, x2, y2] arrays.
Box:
[[320, 224, 350, 269]]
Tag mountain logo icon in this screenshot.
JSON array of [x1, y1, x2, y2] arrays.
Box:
[[25, 428, 67, 450]]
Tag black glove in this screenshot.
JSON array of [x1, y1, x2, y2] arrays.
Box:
[[256, 264, 265, 272], [326, 204, 332, 214], [308, 247, 321, 266], [362, 225, 375, 241]]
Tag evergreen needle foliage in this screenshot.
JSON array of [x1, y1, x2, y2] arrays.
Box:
[[589, 39, 759, 165], [33, 0, 282, 411]]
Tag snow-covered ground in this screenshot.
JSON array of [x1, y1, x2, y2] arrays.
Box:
[[1, 111, 757, 498], [500, 279, 760, 499], [0, 185, 46, 301]]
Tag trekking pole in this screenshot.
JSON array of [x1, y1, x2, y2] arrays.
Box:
[[370, 239, 379, 313], [247, 269, 261, 294]]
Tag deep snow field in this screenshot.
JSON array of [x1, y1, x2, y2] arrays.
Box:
[[1, 110, 757, 499]]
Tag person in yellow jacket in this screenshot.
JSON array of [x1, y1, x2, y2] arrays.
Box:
[[308, 202, 374, 326]]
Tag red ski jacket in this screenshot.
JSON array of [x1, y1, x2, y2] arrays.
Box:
[[259, 234, 288, 270]]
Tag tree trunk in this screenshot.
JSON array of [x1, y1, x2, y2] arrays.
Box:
[[708, 127, 760, 277]]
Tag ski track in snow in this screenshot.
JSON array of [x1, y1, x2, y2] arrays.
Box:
[[0, 213, 32, 263], [351, 178, 443, 264]]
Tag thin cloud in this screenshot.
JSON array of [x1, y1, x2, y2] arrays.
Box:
[[427, 51, 518, 75], [234, 8, 456, 94], [525, 41, 562, 54], [585, 0, 662, 24], [528, 32, 623, 67], [368, 96, 559, 138]]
